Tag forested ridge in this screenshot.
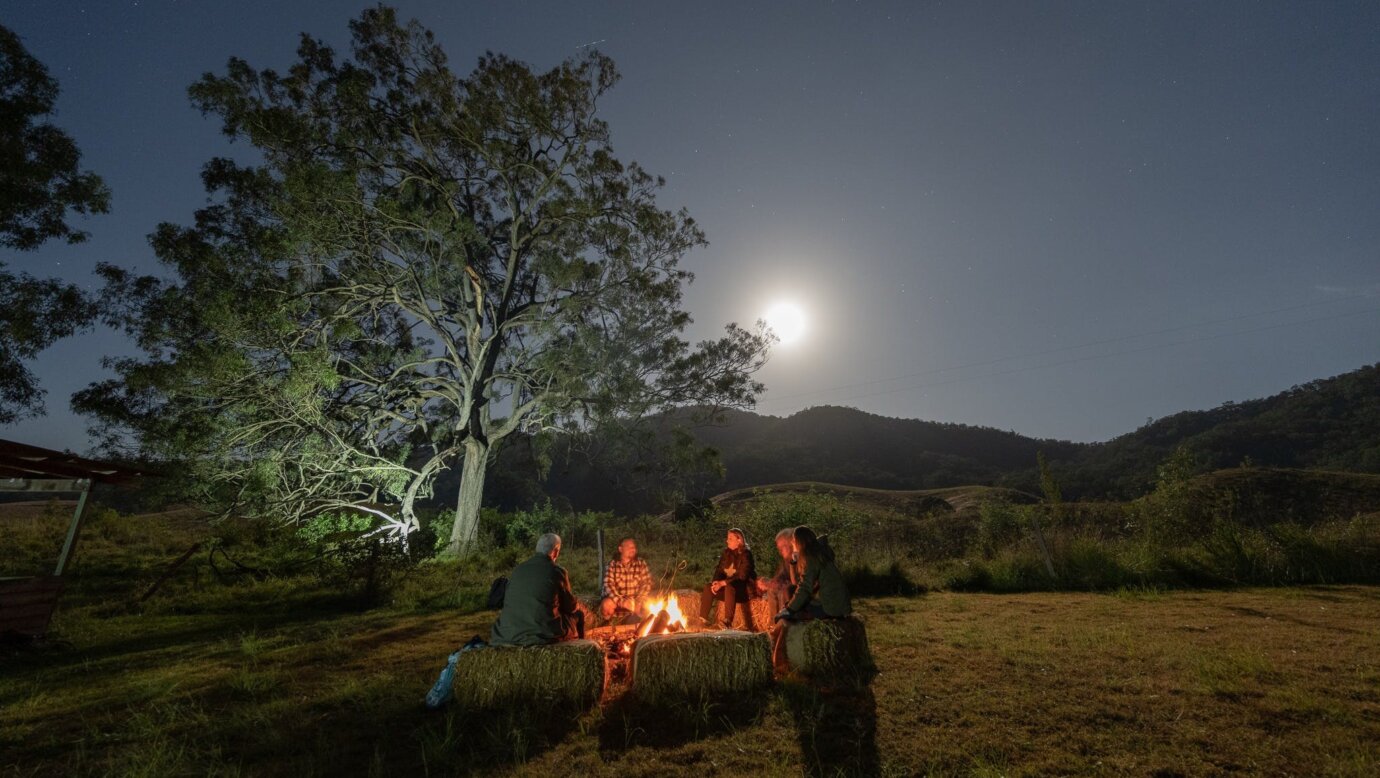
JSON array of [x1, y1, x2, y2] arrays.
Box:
[[468, 362, 1380, 512]]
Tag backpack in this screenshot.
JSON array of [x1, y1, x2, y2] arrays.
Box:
[[486, 576, 508, 610]]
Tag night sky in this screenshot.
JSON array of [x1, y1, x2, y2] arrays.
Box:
[[5, 1, 1379, 452]]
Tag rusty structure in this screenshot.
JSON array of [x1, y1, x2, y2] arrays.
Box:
[[0, 439, 150, 640]]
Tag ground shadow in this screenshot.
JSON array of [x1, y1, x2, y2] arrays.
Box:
[[224, 692, 592, 776], [779, 678, 880, 778], [597, 691, 770, 754], [1221, 604, 1363, 634]]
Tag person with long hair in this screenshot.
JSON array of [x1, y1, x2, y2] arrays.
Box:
[[776, 525, 851, 622], [758, 527, 802, 612], [698, 528, 758, 629]]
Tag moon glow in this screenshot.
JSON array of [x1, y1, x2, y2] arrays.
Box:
[[764, 301, 808, 345]]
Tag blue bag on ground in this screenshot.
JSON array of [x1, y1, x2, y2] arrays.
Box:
[[424, 636, 487, 710], [424, 650, 460, 709]]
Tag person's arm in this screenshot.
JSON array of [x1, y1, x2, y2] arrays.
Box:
[[785, 557, 819, 615], [634, 560, 652, 597], [601, 561, 615, 598], [745, 549, 757, 582], [555, 565, 579, 616], [711, 550, 729, 581]]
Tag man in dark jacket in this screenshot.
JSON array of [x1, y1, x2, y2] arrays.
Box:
[[490, 533, 584, 646]]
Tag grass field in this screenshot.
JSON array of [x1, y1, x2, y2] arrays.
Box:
[[4, 486, 1380, 776], [4, 581, 1379, 776]]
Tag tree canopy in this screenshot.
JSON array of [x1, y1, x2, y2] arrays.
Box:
[[0, 24, 110, 424], [81, 8, 770, 549]]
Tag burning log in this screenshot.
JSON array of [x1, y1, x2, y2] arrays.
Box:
[[629, 630, 772, 707], [781, 616, 876, 682], [452, 639, 605, 711], [649, 609, 671, 635]]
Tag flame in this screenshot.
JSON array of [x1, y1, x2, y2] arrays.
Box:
[[636, 593, 689, 637]]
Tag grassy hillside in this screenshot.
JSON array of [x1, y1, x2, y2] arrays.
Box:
[[680, 481, 1037, 517]]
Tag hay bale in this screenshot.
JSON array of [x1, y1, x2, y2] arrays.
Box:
[[452, 639, 605, 711], [630, 630, 771, 705], [783, 616, 876, 680], [729, 596, 776, 632]]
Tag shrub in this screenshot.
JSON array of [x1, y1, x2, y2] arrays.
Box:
[[842, 562, 925, 596], [976, 500, 1027, 557], [1059, 536, 1131, 590]]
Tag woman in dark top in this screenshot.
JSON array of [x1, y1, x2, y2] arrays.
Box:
[[778, 525, 851, 621], [698, 528, 758, 629]]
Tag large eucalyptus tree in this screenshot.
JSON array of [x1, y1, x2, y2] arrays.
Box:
[[82, 8, 770, 550]]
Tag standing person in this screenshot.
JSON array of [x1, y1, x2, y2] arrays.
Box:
[[698, 528, 758, 629], [758, 527, 802, 612], [600, 536, 653, 621], [490, 533, 584, 646]]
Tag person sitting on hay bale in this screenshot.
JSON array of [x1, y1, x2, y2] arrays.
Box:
[[757, 527, 802, 612], [772, 525, 852, 667], [490, 533, 586, 646], [599, 536, 653, 622], [697, 528, 759, 629]]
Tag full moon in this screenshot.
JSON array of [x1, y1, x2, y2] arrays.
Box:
[[763, 301, 808, 345]]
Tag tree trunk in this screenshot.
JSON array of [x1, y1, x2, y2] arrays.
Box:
[[447, 438, 489, 554]]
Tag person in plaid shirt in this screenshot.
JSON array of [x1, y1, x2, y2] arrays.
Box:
[[599, 537, 653, 620]]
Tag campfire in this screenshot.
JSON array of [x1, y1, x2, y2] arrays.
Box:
[[635, 593, 690, 638], [594, 592, 700, 685]]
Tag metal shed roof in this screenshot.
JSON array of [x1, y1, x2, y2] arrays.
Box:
[[0, 439, 150, 492]]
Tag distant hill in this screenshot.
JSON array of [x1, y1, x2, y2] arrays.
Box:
[[673, 480, 1039, 521], [473, 362, 1380, 513], [688, 406, 1086, 491], [1060, 362, 1380, 497]]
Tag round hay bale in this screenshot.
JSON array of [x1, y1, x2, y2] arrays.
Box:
[[783, 616, 876, 681], [629, 630, 771, 706], [452, 639, 605, 711]]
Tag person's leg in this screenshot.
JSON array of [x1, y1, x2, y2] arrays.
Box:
[[742, 590, 760, 632], [720, 582, 739, 629], [558, 609, 585, 641], [772, 623, 789, 669], [699, 584, 716, 623]]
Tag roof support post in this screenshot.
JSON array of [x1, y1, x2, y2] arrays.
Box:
[[53, 480, 92, 576]]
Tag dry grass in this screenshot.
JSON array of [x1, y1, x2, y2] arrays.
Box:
[[3, 584, 1378, 776]]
